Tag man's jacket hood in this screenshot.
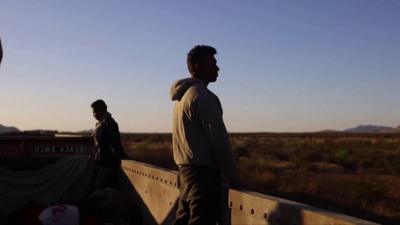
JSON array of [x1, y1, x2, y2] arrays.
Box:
[[170, 78, 203, 101]]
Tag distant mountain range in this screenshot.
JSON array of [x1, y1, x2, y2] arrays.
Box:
[[343, 125, 400, 133], [0, 124, 58, 135], [0, 124, 20, 134], [317, 125, 400, 133]]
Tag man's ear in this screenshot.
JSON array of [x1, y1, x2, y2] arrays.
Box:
[[193, 63, 199, 72]]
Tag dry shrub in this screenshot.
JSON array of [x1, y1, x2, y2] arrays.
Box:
[[121, 133, 400, 224]]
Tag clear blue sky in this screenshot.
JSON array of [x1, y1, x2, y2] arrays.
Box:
[[1, 0, 399, 132]]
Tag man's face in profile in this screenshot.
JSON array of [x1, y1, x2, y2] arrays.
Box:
[[198, 55, 219, 83], [92, 107, 106, 122]]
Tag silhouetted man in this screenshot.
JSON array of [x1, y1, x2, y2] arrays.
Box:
[[91, 99, 126, 189], [170, 45, 240, 225], [0, 38, 3, 65]]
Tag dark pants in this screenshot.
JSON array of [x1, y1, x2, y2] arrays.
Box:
[[91, 165, 119, 190], [173, 166, 221, 225]]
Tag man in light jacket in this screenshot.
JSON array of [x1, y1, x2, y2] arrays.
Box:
[[170, 45, 240, 225]]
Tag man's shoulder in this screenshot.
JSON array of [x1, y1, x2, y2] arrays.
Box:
[[181, 83, 207, 102], [104, 116, 118, 129], [186, 84, 215, 101], [189, 87, 222, 114]]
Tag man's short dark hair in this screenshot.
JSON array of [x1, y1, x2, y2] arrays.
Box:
[[91, 99, 107, 111], [187, 45, 217, 76]]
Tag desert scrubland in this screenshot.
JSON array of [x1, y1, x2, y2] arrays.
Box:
[[122, 132, 400, 224]]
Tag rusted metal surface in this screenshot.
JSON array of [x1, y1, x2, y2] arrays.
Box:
[[0, 135, 94, 158], [121, 160, 380, 225], [0, 137, 381, 225]]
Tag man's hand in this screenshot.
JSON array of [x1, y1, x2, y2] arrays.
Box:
[[120, 152, 128, 159], [229, 178, 242, 190], [222, 175, 242, 190]]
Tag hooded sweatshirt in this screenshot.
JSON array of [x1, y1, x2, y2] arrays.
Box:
[[170, 78, 239, 186]]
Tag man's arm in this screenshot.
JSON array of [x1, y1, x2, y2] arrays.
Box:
[[108, 121, 127, 159], [195, 93, 240, 187]]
